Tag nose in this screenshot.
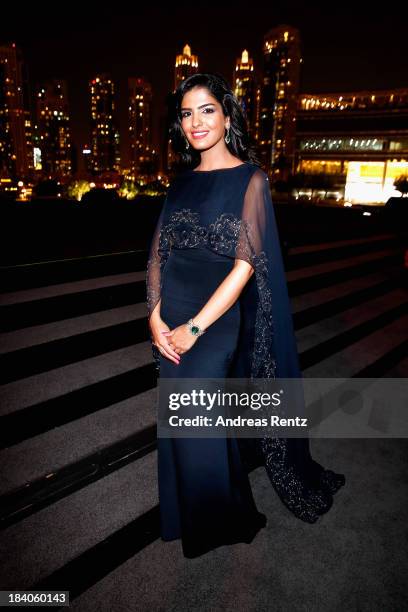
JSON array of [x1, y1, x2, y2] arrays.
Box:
[[191, 112, 203, 129]]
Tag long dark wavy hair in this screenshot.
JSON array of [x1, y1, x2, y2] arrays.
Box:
[[166, 72, 261, 171]]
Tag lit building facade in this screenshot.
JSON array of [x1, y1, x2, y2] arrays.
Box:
[[174, 44, 198, 90], [168, 44, 199, 172], [0, 43, 33, 183], [128, 77, 157, 178], [89, 74, 120, 174], [258, 25, 301, 179], [36, 79, 72, 179], [295, 88, 408, 203], [234, 50, 257, 137]]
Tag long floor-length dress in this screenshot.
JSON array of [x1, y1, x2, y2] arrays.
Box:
[[146, 161, 345, 558]]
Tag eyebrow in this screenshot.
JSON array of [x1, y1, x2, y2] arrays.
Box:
[[180, 103, 216, 111]]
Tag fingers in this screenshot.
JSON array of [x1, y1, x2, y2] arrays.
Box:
[[154, 328, 188, 364], [163, 338, 181, 360], [153, 326, 180, 363], [158, 344, 180, 364], [155, 339, 181, 364]]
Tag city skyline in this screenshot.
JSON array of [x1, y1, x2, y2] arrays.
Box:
[[2, 2, 406, 163]]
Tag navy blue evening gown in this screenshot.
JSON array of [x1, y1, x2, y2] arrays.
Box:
[[146, 161, 345, 558]]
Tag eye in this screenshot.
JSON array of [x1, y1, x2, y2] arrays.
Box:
[[181, 107, 215, 118]]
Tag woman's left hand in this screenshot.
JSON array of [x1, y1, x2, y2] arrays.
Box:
[[161, 324, 199, 355]]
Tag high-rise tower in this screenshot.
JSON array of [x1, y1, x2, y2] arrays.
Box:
[[167, 44, 200, 172], [174, 44, 199, 91], [89, 74, 120, 174], [259, 25, 301, 179], [0, 43, 33, 182], [36, 79, 72, 179], [233, 49, 257, 137], [128, 77, 154, 177]]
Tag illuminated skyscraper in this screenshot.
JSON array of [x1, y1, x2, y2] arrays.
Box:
[[128, 77, 154, 177], [167, 44, 200, 172], [234, 50, 257, 137], [174, 44, 198, 90], [89, 74, 120, 174], [259, 25, 301, 179], [36, 79, 72, 178], [0, 43, 33, 182]]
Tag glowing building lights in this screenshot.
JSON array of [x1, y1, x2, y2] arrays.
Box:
[[175, 43, 199, 90], [300, 88, 408, 111], [89, 74, 120, 173], [297, 86, 408, 204]]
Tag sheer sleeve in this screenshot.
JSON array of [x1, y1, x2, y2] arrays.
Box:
[[236, 167, 269, 267], [145, 199, 171, 322]]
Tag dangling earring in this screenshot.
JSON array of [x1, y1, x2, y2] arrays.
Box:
[[185, 137, 190, 150], [225, 127, 231, 144]]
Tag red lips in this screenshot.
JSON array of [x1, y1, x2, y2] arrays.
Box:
[[191, 131, 209, 139]]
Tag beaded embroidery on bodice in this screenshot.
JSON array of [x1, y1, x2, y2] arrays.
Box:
[[147, 206, 276, 379]]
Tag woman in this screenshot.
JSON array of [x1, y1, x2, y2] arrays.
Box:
[[146, 73, 345, 558]]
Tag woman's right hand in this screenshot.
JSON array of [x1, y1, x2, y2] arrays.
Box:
[[149, 314, 181, 365]]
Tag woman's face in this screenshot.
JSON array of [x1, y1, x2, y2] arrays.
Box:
[[180, 86, 230, 151]]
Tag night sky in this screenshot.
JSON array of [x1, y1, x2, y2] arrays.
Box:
[[3, 1, 407, 168]]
